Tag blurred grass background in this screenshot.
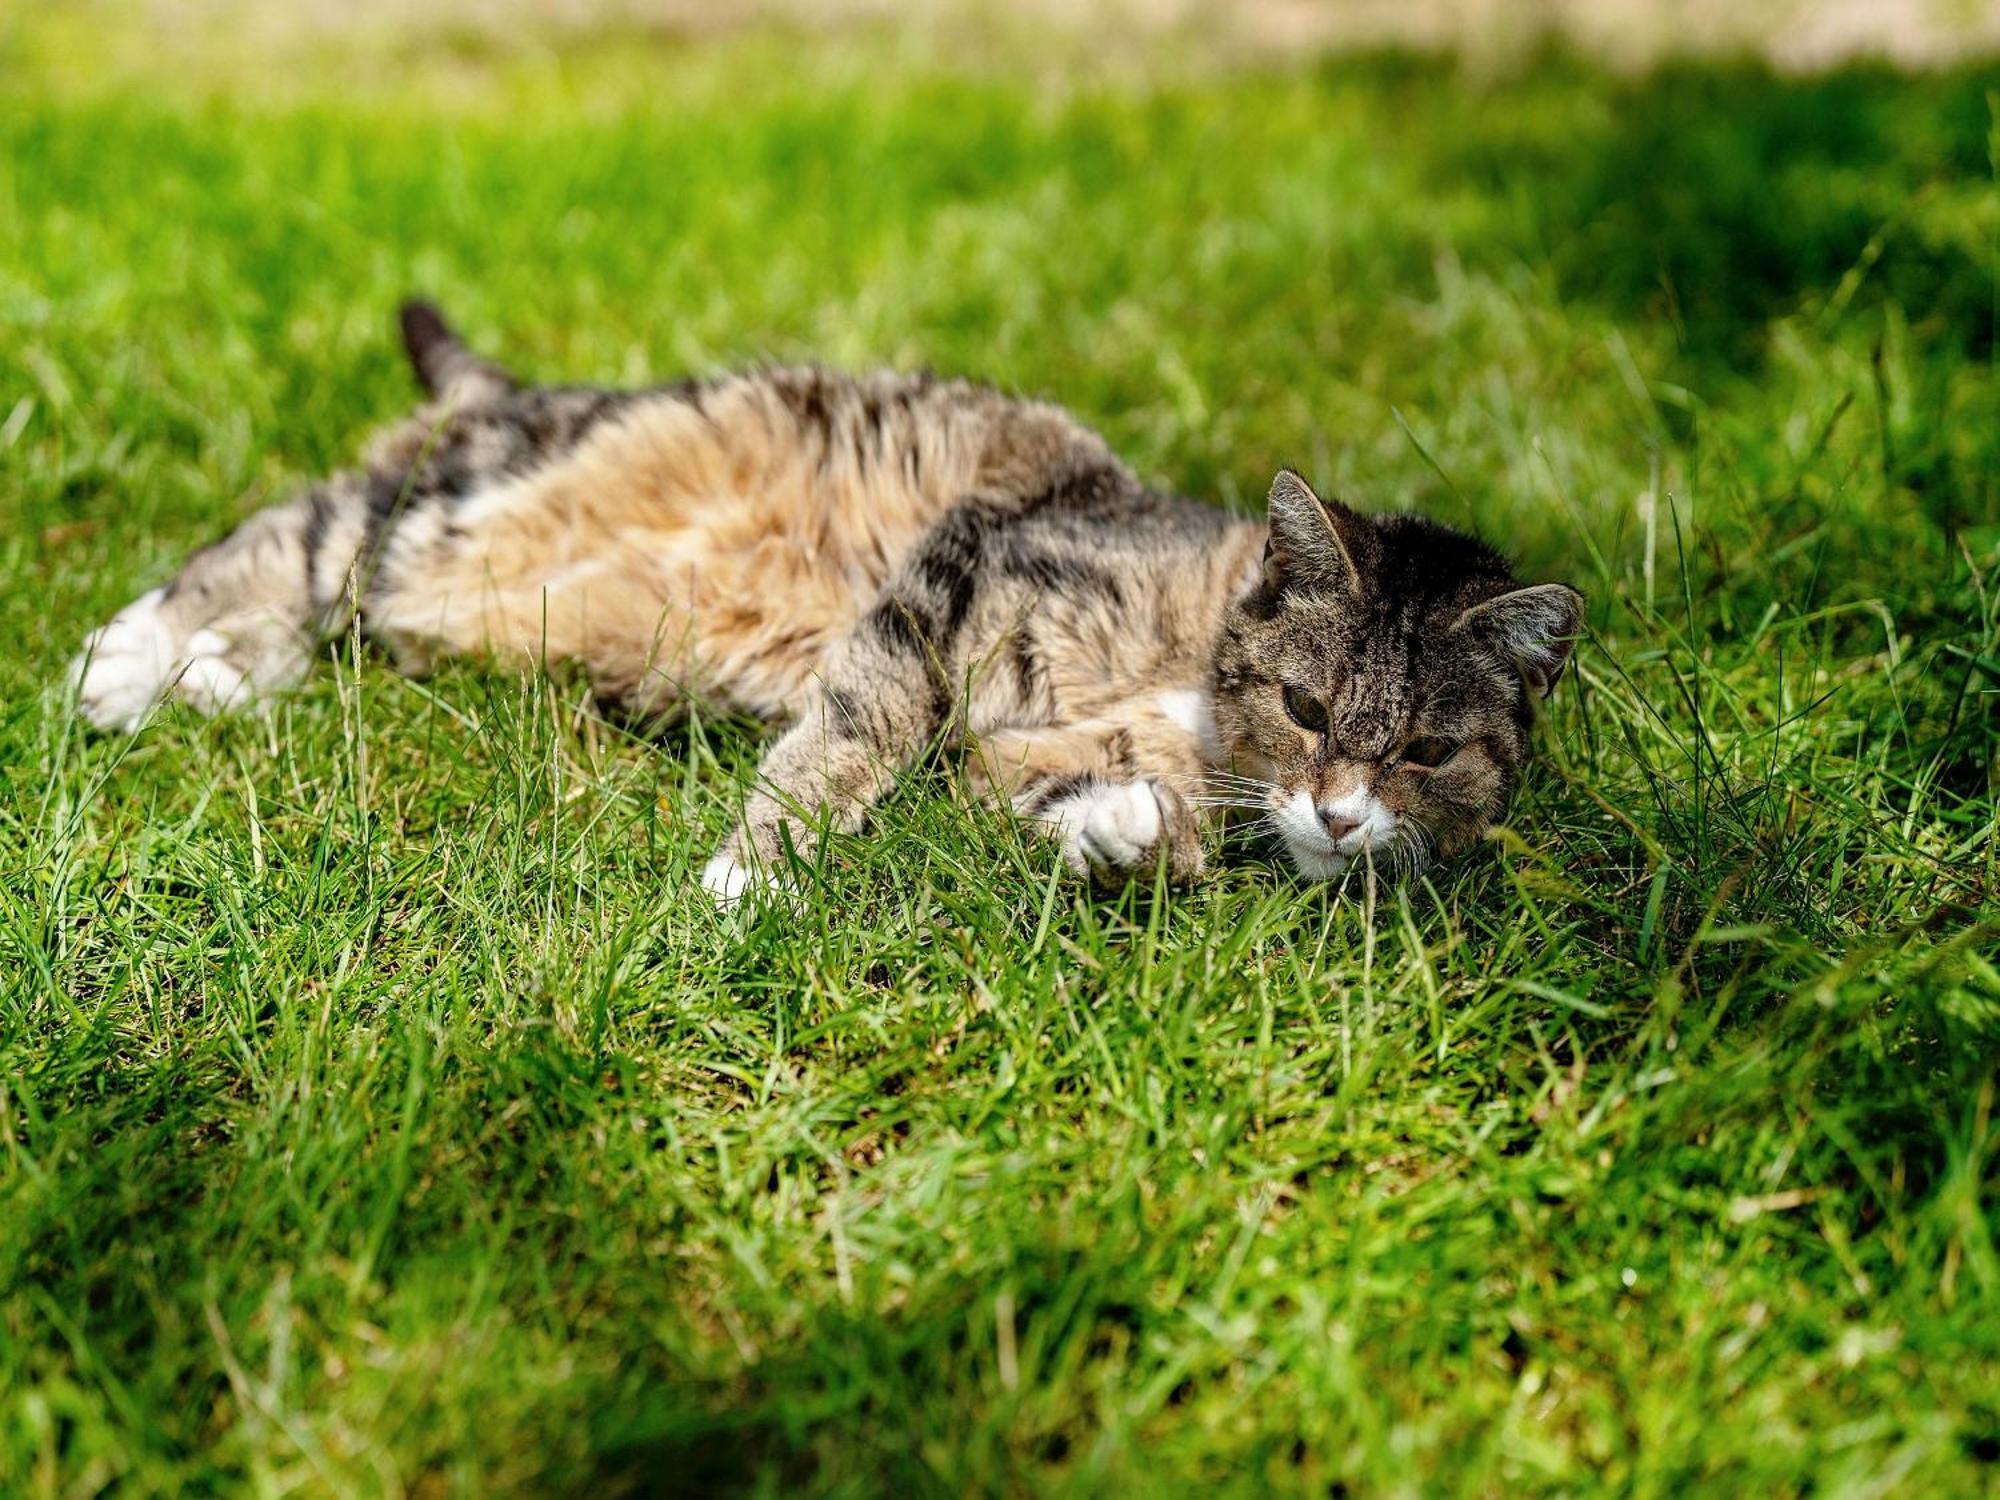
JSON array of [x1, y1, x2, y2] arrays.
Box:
[[2, 2, 1998, 1495], [16, 0, 2000, 79]]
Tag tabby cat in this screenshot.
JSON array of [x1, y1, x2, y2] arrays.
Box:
[[70, 302, 1581, 901]]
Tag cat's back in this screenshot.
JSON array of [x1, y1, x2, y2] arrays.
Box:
[[367, 360, 1141, 718]]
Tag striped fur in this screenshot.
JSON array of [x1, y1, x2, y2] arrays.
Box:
[[70, 303, 1579, 897]]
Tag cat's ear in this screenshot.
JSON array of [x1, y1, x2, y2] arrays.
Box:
[[1264, 469, 1366, 594], [1453, 583, 1583, 697]]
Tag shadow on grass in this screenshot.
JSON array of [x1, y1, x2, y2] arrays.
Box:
[[1374, 50, 2000, 369]]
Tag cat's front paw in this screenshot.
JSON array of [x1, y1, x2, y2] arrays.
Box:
[[699, 851, 761, 908], [69, 589, 251, 732], [699, 845, 797, 910], [1048, 778, 1198, 886]]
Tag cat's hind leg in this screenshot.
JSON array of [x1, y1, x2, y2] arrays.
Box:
[[70, 475, 369, 731], [71, 297, 538, 732]]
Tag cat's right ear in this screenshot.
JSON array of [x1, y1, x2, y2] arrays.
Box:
[[1264, 469, 1366, 595]]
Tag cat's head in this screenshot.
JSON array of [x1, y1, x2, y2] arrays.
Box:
[[1208, 470, 1580, 881]]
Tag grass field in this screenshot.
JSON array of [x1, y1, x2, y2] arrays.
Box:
[[3, 11, 1999, 1496]]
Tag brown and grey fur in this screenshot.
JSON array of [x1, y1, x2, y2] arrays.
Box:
[[70, 302, 1581, 898]]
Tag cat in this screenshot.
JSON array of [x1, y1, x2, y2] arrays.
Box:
[[69, 301, 1582, 902]]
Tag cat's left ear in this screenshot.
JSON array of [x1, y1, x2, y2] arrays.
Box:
[[1453, 583, 1583, 697], [1265, 469, 1368, 595]]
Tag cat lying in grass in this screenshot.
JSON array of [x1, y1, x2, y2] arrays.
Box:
[[71, 301, 1581, 901]]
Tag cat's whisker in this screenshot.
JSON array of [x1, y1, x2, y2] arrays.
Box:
[[1392, 818, 1434, 881]]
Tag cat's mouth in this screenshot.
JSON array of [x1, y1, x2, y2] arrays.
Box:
[[1269, 788, 1402, 882], [1195, 771, 1415, 883]]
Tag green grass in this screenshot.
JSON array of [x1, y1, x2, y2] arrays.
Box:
[[3, 21, 1999, 1496]]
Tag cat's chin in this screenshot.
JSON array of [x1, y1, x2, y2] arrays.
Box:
[[1281, 841, 1350, 882]]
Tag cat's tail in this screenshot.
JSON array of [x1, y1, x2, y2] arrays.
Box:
[[398, 298, 517, 401]]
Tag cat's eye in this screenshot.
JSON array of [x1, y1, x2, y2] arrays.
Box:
[[1282, 685, 1329, 734], [1402, 735, 1461, 769]]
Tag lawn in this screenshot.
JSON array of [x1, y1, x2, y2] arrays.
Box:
[[2, 11, 1998, 1496]]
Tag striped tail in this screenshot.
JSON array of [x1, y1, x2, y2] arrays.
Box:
[[398, 298, 516, 400]]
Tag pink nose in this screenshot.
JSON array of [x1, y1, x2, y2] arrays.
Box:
[[1319, 810, 1360, 842]]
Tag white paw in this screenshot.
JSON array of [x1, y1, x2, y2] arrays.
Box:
[[1054, 779, 1165, 878], [69, 595, 255, 731], [175, 632, 253, 716], [70, 589, 181, 732], [700, 852, 758, 908]]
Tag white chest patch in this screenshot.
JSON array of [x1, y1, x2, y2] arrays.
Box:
[[1154, 688, 1225, 764]]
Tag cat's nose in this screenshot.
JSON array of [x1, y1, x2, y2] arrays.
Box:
[[1318, 809, 1360, 843]]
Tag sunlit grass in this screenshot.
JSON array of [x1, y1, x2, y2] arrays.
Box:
[[1, 23, 1996, 1497]]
